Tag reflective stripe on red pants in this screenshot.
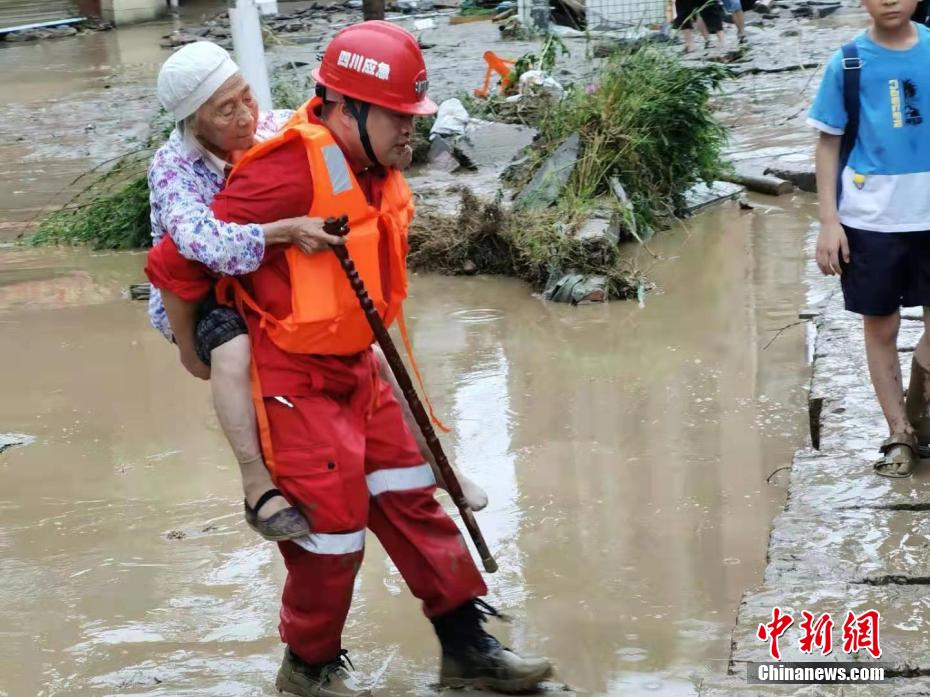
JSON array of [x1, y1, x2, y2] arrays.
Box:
[[265, 357, 487, 664]]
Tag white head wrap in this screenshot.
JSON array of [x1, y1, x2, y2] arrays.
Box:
[[156, 41, 240, 122]]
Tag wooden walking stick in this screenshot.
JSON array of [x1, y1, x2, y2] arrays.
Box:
[[324, 215, 498, 574]]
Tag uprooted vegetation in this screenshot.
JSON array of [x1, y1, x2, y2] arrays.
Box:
[[408, 188, 647, 299], [470, 44, 732, 229], [412, 44, 731, 298], [530, 46, 731, 233]]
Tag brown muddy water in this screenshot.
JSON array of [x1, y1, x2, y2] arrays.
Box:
[[1, 11, 820, 697]]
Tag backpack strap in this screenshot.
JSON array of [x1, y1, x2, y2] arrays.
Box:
[[838, 41, 861, 202]]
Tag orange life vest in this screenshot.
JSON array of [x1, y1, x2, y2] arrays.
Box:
[[222, 97, 413, 357]]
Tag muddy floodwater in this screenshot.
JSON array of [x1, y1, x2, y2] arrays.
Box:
[[1, 10, 819, 697]]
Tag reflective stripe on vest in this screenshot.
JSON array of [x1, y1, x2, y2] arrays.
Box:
[[321, 143, 353, 195]]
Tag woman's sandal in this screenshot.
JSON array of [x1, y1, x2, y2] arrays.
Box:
[[873, 432, 918, 479], [244, 488, 311, 541]]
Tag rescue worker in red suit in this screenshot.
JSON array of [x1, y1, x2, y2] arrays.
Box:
[[145, 21, 553, 697]]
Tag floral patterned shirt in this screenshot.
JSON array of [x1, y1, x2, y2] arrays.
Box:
[[147, 109, 293, 340]]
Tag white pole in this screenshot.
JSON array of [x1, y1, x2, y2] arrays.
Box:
[[229, 0, 273, 111]]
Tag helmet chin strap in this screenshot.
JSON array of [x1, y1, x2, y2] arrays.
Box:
[[343, 97, 382, 170]]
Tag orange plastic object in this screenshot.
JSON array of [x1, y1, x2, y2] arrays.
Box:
[[474, 51, 515, 98]]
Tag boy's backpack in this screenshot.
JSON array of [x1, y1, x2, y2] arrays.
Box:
[[838, 40, 861, 201]]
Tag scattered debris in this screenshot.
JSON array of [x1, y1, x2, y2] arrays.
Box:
[[165, 529, 187, 540], [419, 98, 536, 175], [0, 433, 35, 455], [764, 164, 817, 193], [128, 284, 151, 301], [160, 31, 204, 49], [574, 208, 621, 246], [431, 98, 471, 139], [474, 51, 517, 97], [497, 14, 531, 38], [4, 25, 79, 42], [456, 121, 537, 170], [518, 70, 564, 99], [729, 61, 822, 77], [543, 272, 607, 304], [395, 0, 435, 12], [680, 181, 745, 216], [723, 170, 794, 196], [409, 187, 643, 298], [790, 0, 841, 18], [426, 135, 464, 172], [449, 13, 497, 24], [1, 18, 111, 43]]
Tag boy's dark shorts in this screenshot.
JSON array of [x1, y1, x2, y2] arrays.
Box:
[[194, 294, 247, 365], [841, 226, 930, 316]]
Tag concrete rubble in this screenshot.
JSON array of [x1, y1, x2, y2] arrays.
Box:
[[514, 133, 580, 210], [406, 117, 537, 215], [2, 20, 111, 43]]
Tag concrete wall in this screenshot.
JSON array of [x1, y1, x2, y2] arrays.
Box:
[[100, 0, 164, 25]]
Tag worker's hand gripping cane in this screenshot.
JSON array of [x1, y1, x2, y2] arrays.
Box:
[[324, 215, 498, 574]]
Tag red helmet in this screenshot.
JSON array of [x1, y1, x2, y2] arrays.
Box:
[[312, 21, 437, 116]]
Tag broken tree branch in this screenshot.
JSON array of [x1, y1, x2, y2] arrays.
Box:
[[762, 320, 806, 351]]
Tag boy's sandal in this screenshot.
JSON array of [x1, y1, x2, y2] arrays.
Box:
[[244, 488, 311, 541], [873, 432, 918, 479]]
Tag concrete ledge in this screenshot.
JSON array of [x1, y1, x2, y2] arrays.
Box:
[[731, 583, 930, 675]]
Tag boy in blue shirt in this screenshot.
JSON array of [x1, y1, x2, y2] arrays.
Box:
[[810, 0, 930, 477]]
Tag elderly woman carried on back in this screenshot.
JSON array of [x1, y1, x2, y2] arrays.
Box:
[[147, 41, 487, 542]]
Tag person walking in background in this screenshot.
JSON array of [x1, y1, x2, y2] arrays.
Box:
[[722, 0, 749, 45], [674, 0, 726, 53]]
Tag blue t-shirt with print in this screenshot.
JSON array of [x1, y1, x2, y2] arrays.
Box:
[[808, 24, 930, 232]]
